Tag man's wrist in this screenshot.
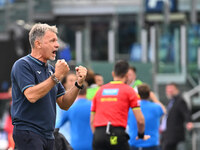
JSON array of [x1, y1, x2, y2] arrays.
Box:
[[137, 132, 144, 139], [75, 81, 84, 89], [51, 74, 60, 84]]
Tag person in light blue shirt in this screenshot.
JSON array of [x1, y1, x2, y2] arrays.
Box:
[[56, 72, 77, 143], [56, 82, 93, 150], [128, 83, 166, 150]]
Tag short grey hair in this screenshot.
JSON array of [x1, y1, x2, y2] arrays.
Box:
[[29, 23, 58, 48]]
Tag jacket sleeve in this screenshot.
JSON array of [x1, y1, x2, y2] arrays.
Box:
[[178, 96, 192, 122]]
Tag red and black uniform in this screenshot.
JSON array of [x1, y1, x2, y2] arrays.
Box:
[[91, 81, 140, 150]]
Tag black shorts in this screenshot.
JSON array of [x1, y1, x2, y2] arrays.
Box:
[[130, 146, 160, 150], [13, 128, 54, 150], [93, 126, 130, 150]]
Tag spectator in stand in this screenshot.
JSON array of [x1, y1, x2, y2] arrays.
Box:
[[128, 83, 166, 150], [56, 82, 93, 150]]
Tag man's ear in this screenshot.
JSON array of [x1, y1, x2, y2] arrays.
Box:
[[124, 72, 129, 83], [35, 40, 41, 49], [112, 71, 115, 78], [125, 72, 128, 78]]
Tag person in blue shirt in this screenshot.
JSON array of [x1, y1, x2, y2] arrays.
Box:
[[128, 83, 166, 150], [11, 23, 87, 150], [56, 82, 93, 150], [56, 71, 77, 142]]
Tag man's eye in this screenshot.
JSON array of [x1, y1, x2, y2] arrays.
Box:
[[50, 39, 56, 42]]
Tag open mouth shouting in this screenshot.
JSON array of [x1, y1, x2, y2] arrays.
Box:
[[52, 50, 57, 56]]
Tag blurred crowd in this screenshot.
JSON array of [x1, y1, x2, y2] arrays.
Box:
[[0, 62, 194, 150]]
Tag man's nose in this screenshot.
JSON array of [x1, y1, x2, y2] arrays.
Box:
[[55, 41, 59, 48]]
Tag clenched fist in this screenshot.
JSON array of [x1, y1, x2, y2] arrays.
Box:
[[75, 66, 87, 86], [54, 59, 70, 81]]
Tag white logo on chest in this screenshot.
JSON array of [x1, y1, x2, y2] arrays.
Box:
[[49, 70, 53, 75], [37, 71, 41, 74]]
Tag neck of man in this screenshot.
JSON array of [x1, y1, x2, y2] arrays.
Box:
[[31, 49, 47, 63], [129, 80, 136, 87], [113, 76, 126, 83]]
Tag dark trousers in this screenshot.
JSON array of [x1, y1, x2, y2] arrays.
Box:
[[160, 132, 178, 150], [162, 142, 177, 150], [130, 146, 160, 150], [93, 126, 130, 150], [13, 128, 55, 150]]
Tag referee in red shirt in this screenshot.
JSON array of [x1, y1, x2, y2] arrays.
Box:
[[90, 60, 150, 150]]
